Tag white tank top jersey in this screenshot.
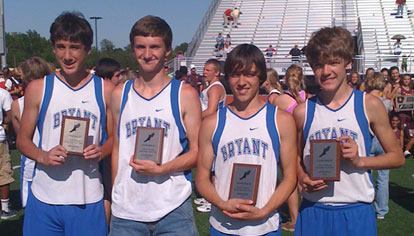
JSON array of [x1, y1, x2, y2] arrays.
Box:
[[18, 97, 37, 182], [31, 73, 107, 205], [302, 90, 375, 204], [210, 103, 281, 235], [200, 81, 226, 111], [111, 78, 192, 222]]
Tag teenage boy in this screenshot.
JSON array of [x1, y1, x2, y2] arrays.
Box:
[[293, 27, 405, 236], [109, 16, 200, 235], [17, 12, 114, 235], [196, 44, 297, 236], [200, 59, 226, 119], [95, 58, 121, 86]]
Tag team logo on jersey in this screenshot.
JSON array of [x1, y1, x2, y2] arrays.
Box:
[[308, 127, 358, 141], [220, 137, 269, 162], [53, 108, 98, 130], [125, 116, 171, 139]]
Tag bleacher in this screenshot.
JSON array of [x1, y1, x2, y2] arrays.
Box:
[[357, 0, 414, 71], [185, 0, 414, 75]]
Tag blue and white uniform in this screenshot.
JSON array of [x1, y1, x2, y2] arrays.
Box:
[[210, 103, 281, 235], [200, 81, 226, 111], [112, 78, 191, 222], [30, 73, 107, 204], [18, 96, 38, 208], [302, 90, 374, 203], [295, 89, 376, 236]]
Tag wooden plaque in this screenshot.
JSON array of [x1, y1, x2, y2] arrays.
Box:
[[228, 163, 261, 205], [134, 127, 164, 165], [310, 139, 340, 181], [60, 116, 90, 156]]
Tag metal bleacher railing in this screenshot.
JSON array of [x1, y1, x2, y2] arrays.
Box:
[[186, 0, 222, 58]]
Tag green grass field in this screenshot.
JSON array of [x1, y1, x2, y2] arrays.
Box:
[[1, 150, 414, 236]]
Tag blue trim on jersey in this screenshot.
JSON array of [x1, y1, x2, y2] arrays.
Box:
[[20, 154, 26, 191], [354, 90, 373, 157], [322, 90, 354, 112], [212, 107, 227, 171], [117, 80, 134, 138], [55, 73, 94, 91], [37, 74, 55, 148], [170, 79, 190, 181], [218, 100, 225, 109], [34, 74, 54, 179], [93, 77, 107, 146], [303, 96, 317, 143], [266, 104, 280, 163], [133, 79, 172, 101], [227, 103, 266, 120]]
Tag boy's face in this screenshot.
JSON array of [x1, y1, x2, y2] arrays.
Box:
[[53, 39, 90, 76], [203, 63, 218, 82], [312, 57, 351, 92], [132, 36, 170, 74], [228, 64, 260, 103], [110, 70, 121, 85]]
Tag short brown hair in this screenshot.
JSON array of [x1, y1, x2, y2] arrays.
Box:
[[129, 15, 172, 50], [306, 27, 354, 68], [21, 56, 55, 83], [224, 44, 266, 84], [205, 58, 221, 73]]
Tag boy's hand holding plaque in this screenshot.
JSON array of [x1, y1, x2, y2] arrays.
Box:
[[60, 116, 90, 156], [228, 163, 261, 205], [134, 127, 164, 165], [309, 139, 340, 181]]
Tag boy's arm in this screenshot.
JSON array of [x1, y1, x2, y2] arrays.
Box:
[[17, 79, 67, 165], [340, 94, 405, 169], [129, 83, 201, 174], [110, 84, 123, 186], [293, 104, 328, 192], [84, 80, 114, 160], [223, 109, 298, 221], [10, 100, 20, 133], [195, 113, 252, 216], [201, 85, 225, 119]]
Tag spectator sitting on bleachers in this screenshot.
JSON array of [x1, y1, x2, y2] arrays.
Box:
[[232, 7, 242, 28], [286, 44, 301, 63], [223, 9, 232, 27]]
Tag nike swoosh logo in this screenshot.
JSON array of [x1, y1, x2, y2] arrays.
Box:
[[81, 101, 89, 103], [337, 118, 346, 122], [249, 128, 258, 131], [155, 109, 164, 112]]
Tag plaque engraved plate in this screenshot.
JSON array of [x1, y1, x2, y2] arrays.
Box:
[[229, 163, 261, 205], [60, 116, 90, 156], [134, 127, 164, 165], [310, 139, 340, 181]]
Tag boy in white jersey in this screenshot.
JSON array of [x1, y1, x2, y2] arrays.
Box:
[[196, 44, 297, 236], [10, 56, 54, 209], [17, 12, 114, 235], [293, 27, 405, 236], [200, 59, 226, 118], [109, 16, 200, 235]]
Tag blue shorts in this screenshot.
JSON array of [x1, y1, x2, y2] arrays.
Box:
[[23, 191, 107, 236], [210, 226, 281, 236], [294, 199, 377, 236], [109, 197, 198, 236]]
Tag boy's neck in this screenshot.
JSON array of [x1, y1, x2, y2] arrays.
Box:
[[135, 68, 170, 97], [318, 80, 354, 110], [229, 94, 265, 118], [58, 68, 90, 88]]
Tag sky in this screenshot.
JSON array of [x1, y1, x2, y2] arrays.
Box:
[[4, 0, 212, 49]]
